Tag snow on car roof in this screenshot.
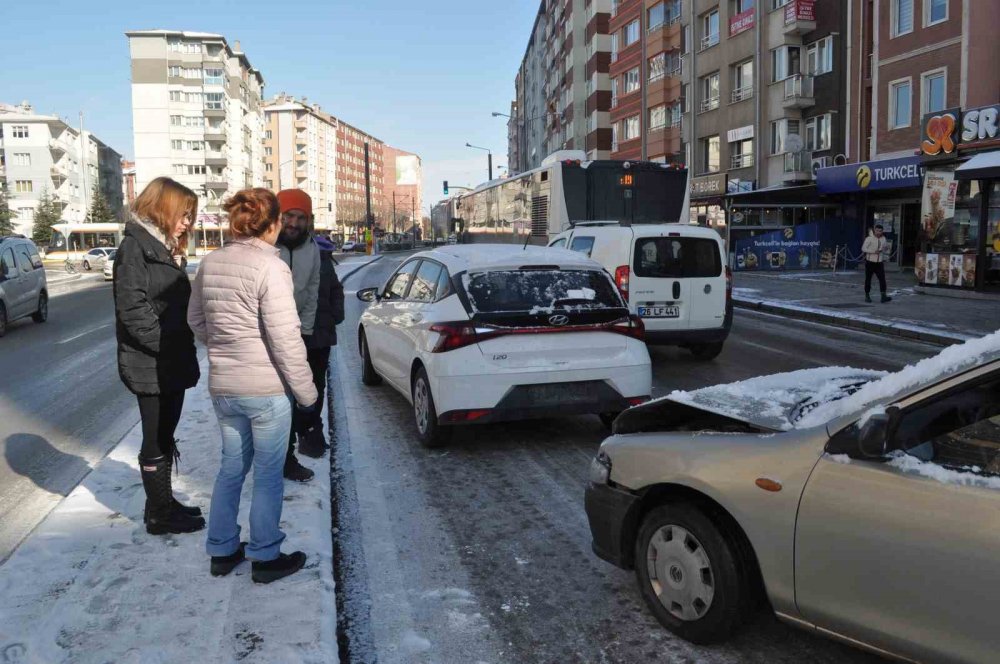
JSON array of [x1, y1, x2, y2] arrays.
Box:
[[796, 329, 1000, 428], [428, 244, 603, 272]]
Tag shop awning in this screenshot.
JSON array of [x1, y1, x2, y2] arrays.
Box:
[[955, 151, 1000, 180]]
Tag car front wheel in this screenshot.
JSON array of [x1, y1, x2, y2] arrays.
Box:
[[360, 331, 382, 386], [82, 260, 91, 271], [0, 303, 7, 337], [32, 293, 48, 323], [412, 367, 449, 448], [635, 503, 751, 645]]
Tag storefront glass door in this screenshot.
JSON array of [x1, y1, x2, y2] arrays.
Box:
[[870, 206, 901, 269], [984, 182, 1000, 291]]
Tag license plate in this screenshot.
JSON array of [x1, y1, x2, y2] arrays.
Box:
[[638, 306, 680, 318]]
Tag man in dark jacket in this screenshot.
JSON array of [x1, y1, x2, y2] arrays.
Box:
[[276, 190, 345, 465]]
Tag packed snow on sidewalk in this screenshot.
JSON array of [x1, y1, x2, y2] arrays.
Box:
[[0, 362, 337, 664]]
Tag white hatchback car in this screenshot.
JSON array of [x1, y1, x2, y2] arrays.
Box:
[[357, 245, 653, 447]]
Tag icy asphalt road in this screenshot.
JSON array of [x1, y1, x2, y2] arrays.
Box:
[[332, 255, 940, 664], [0, 279, 137, 564]]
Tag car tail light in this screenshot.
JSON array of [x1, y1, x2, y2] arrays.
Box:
[[442, 409, 492, 423], [627, 396, 650, 407], [725, 265, 733, 303], [610, 314, 645, 341], [614, 265, 630, 302]]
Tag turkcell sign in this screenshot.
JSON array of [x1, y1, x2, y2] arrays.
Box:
[[816, 156, 924, 193]]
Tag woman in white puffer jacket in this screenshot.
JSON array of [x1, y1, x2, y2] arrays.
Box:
[[187, 188, 318, 584]]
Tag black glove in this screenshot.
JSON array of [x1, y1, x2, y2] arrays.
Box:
[[296, 401, 317, 415]]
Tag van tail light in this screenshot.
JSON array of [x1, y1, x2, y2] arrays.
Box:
[[614, 265, 630, 302], [725, 266, 733, 304]]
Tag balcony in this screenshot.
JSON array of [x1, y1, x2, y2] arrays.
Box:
[[205, 126, 226, 140], [782, 150, 813, 183], [783, 0, 817, 36], [204, 175, 229, 190], [730, 153, 754, 170], [700, 96, 720, 113], [50, 164, 69, 183], [782, 74, 815, 109], [731, 86, 753, 104], [48, 138, 68, 156], [700, 33, 719, 51], [205, 151, 227, 167]]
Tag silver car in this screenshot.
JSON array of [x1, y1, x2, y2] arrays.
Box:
[[585, 334, 1000, 663], [0, 235, 49, 337]]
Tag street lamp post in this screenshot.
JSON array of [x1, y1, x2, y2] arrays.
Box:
[[465, 142, 493, 181]]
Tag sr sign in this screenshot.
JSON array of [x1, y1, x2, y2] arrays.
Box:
[[921, 104, 1000, 156]]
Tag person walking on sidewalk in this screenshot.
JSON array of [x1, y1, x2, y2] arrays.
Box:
[[187, 188, 318, 584], [862, 224, 892, 304], [297, 233, 345, 458], [113, 177, 205, 536], [275, 190, 322, 479]]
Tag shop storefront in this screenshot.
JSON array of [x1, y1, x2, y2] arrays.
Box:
[[725, 184, 847, 271], [690, 173, 727, 233], [815, 155, 925, 271], [918, 104, 1000, 293]]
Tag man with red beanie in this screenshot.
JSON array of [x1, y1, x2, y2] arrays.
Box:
[[276, 189, 321, 482]]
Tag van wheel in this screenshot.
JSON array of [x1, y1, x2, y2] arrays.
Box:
[[32, 293, 48, 323], [635, 503, 749, 644], [0, 303, 7, 337], [412, 367, 449, 448], [360, 331, 382, 386], [690, 342, 724, 361]]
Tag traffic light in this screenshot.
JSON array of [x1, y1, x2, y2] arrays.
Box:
[[443, 180, 449, 196]]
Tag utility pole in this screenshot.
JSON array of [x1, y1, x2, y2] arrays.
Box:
[[79, 111, 89, 224], [411, 195, 416, 249], [364, 142, 374, 255], [392, 191, 397, 236]]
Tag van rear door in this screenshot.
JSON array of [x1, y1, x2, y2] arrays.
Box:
[[629, 235, 725, 330]]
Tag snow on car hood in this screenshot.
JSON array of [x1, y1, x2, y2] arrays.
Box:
[[664, 367, 886, 432], [794, 329, 1000, 429]]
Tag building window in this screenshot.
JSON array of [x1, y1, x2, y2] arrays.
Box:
[[891, 0, 914, 37], [187, 140, 204, 151], [772, 45, 801, 82], [170, 115, 182, 126], [204, 68, 224, 85], [732, 59, 754, 102], [168, 66, 181, 77], [265, 163, 273, 172], [205, 92, 225, 110], [624, 19, 640, 47], [889, 78, 912, 129], [807, 36, 833, 75], [702, 136, 720, 173], [169, 90, 182, 102], [265, 147, 273, 156], [172, 164, 186, 175], [649, 104, 667, 130], [625, 67, 640, 94], [733, 0, 754, 12], [649, 2, 665, 30], [925, 0, 947, 25], [610, 31, 619, 61], [14, 180, 33, 193], [11, 126, 28, 139], [17, 208, 33, 222], [771, 0, 790, 8], [700, 72, 720, 112], [621, 115, 640, 141], [770, 118, 801, 154], [265, 130, 273, 140], [922, 69, 946, 114], [805, 114, 832, 151], [731, 138, 754, 169], [701, 10, 720, 50], [185, 116, 205, 128], [12, 153, 30, 166], [171, 139, 183, 150], [611, 77, 619, 107], [187, 165, 206, 176]]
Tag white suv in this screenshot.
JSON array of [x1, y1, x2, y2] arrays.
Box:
[[0, 235, 49, 337], [357, 245, 652, 446], [550, 223, 732, 360]]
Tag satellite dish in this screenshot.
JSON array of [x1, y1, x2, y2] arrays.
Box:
[[785, 134, 803, 153]]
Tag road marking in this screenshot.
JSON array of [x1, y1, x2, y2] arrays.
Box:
[[57, 323, 112, 345]]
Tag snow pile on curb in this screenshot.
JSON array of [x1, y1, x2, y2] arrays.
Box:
[[0, 361, 337, 664]]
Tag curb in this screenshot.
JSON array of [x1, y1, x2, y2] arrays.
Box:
[[733, 297, 974, 347], [339, 255, 384, 283]]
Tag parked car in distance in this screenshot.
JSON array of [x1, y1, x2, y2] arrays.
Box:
[[356, 244, 652, 447], [81, 247, 115, 271], [0, 235, 49, 337], [340, 241, 357, 253], [585, 333, 1000, 663], [103, 249, 117, 281], [549, 223, 731, 359]]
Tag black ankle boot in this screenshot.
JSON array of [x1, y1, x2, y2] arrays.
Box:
[[139, 454, 206, 535], [211, 542, 247, 577], [252, 551, 307, 584]]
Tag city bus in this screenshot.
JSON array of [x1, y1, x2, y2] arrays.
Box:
[[452, 150, 689, 245]]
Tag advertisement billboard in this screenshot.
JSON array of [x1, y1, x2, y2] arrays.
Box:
[[733, 220, 861, 272], [920, 169, 958, 245], [395, 155, 419, 186]]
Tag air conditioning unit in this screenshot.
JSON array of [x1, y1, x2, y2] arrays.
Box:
[[811, 156, 831, 178]]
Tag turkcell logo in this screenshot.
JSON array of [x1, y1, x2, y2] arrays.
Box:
[[817, 156, 924, 194]]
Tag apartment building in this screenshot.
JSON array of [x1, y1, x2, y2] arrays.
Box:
[[335, 120, 384, 237], [0, 101, 123, 237], [382, 144, 423, 237], [262, 95, 338, 230], [122, 160, 137, 207], [509, 0, 613, 173], [127, 29, 265, 239]]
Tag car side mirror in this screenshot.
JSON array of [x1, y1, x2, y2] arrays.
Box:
[[357, 287, 379, 303], [856, 406, 901, 459]]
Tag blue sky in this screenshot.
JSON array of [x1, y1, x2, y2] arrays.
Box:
[[1, 0, 540, 213]]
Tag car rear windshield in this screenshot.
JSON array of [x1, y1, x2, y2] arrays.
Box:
[[464, 269, 623, 313], [633, 237, 721, 278]]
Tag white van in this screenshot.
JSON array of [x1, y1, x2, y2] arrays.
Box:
[[549, 223, 731, 359]]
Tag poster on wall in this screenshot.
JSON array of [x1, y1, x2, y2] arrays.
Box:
[[733, 220, 859, 271], [948, 254, 964, 286], [963, 254, 977, 288], [921, 169, 958, 245], [925, 253, 939, 285]]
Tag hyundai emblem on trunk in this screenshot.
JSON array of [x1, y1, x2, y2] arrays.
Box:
[[548, 314, 570, 326]]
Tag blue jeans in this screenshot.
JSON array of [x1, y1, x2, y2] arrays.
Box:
[[206, 394, 292, 562]]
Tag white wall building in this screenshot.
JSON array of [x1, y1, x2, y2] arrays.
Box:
[[126, 30, 265, 220], [0, 101, 123, 237]]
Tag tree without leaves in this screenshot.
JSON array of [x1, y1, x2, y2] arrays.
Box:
[[31, 190, 62, 247]]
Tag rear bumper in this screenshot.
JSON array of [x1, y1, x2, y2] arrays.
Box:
[[585, 481, 640, 569], [643, 302, 733, 346]]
